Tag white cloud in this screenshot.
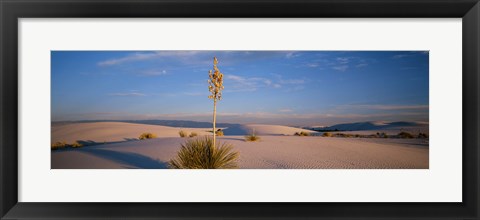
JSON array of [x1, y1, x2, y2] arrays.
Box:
[[98, 52, 159, 66], [108, 92, 146, 97], [336, 57, 350, 64], [278, 108, 294, 113], [332, 65, 349, 72], [279, 79, 305, 84], [138, 69, 167, 76], [225, 74, 279, 92], [272, 73, 306, 85], [338, 104, 428, 111], [183, 92, 206, 96], [285, 52, 299, 59], [98, 51, 202, 66], [392, 54, 410, 59]]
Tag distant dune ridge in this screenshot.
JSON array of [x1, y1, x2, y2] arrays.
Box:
[[309, 121, 429, 135], [51, 121, 429, 169], [222, 124, 318, 136], [51, 122, 212, 143]]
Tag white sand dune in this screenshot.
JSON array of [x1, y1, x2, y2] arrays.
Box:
[[51, 122, 428, 169], [222, 124, 318, 136], [319, 121, 429, 134], [51, 135, 428, 169], [51, 122, 212, 143]]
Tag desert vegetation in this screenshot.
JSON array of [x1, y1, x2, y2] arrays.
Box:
[[71, 141, 83, 148], [398, 131, 415, 139], [51, 141, 83, 150], [295, 131, 311, 136], [169, 137, 239, 169], [322, 132, 333, 137], [320, 131, 427, 139], [189, 132, 198, 138], [139, 132, 157, 140], [170, 57, 239, 169], [179, 130, 188, 138], [245, 130, 260, 142], [51, 141, 68, 150], [208, 57, 225, 147], [418, 132, 429, 138]]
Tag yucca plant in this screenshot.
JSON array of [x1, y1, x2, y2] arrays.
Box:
[[208, 57, 224, 148], [169, 137, 239, 169], [245, 128, 260, 142]]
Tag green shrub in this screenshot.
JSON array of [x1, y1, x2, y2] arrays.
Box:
[[179, 130, 188, 138], [398, 131, 414, 139], [189, 132, 198, 138], [245, 134, 261, 142], [169, 137, 239, 169], [51, 141, 67, 150], [322, 132, 332, 137], [71, 141, 83, 148], [295, 131, 310, 136], [139, 132, 157, 140]]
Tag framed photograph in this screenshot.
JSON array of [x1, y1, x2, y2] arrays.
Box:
[[1, 0, 479, 219]]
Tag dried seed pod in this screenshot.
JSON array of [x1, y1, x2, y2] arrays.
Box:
[[208, 57, 224, 101]]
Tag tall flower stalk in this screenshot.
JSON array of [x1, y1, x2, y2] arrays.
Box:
[[208, 57, 224, 148]]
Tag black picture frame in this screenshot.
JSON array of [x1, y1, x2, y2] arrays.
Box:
[[1, 0, 479, 219]]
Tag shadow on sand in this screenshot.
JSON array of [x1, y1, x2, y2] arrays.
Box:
[[76, 138, 141, 147], [78, 148, 169, 169]]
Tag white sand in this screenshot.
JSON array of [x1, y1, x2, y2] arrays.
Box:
[[51, 122, 428, 169], [52, 122, 212, 143]]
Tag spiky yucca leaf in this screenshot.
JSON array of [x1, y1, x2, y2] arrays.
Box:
[[169, 137, 239, 169]]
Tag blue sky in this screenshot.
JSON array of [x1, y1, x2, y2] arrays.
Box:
[[51, 51, 429, 126]]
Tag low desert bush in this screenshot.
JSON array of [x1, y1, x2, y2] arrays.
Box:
[[169, 137, 239, 169], [71, 141, 83, 148], [398, 131, 414, 139], [295, 131, 310, 136], [216, 129, 224, 136], [335, 133, 354, 138], [322, 132, 333, 137], [245, 134, 261, 142], [189, 132, 198, 138], [51, 141, 67, 150], [418, 133, 429, 138], [139, 132, 157, 140], [179, 130, 188, 138]]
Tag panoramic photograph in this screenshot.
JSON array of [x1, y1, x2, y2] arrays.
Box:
[[51, 51, 429, 169]]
